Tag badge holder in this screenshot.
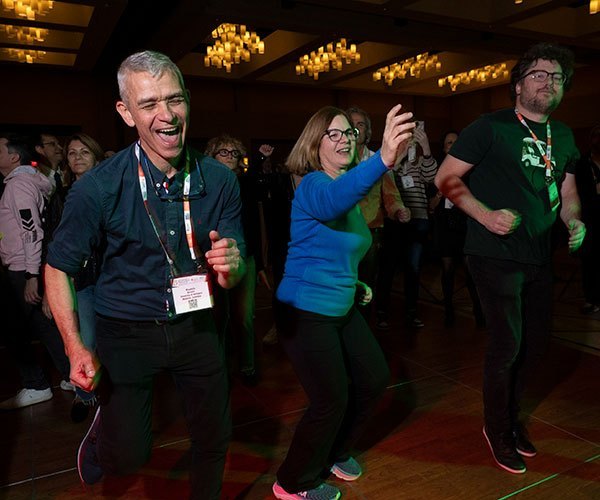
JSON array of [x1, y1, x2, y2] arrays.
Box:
[[171, 272, 213, 315], [546, 176, 560, 212], [401, 175, 415, 189]]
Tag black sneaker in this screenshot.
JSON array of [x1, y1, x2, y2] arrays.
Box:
[[582, 303, 600, 314], [71, 395, 97, 423], [482, 426, 526, 474], [241, 368, 259, 387], [77, 406, 104, 485], [514, 422, 537, 457], [376, 312, 389, 330], [406, 317, 425, 328]]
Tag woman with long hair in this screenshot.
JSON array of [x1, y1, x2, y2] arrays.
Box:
[[272, 105, 414, 500]]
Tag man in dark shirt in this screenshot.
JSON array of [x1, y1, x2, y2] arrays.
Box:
[[435, 43, 585, 475], [45, 51, 246, 499]]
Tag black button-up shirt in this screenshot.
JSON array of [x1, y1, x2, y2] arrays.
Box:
[[47, 144, 245, 321]]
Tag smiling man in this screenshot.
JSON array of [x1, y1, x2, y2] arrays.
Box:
[[435, 43, 585, 475], [44, 51, 246, 499]]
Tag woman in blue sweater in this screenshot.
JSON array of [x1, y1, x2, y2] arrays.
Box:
[[273, 105, 414, 500]]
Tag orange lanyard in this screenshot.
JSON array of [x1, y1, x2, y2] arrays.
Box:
[[515, 109, 553, 180], [135, 143, 201, 275]]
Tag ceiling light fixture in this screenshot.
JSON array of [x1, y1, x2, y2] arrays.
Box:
[[1, 0, 54, 21], [372, 52, 441, 86], [296, 38, 360, 81], [2, 24, 48, 44], [204, 23, 265, 73], [4, 47, 46, 63], [438, 62, 510, 92], [515, 0, 597, 14]]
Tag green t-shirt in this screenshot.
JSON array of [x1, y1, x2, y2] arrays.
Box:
[[449, 108, 579, 265]]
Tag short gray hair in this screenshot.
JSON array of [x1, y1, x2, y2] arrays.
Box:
[[346, 106, 372, 144], [117, 50, 186, 104]]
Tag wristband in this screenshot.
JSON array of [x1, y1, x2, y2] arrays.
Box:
[[24, 272, 40, 280]]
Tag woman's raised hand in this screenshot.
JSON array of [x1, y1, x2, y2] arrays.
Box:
[[380, 104, 415, 168]]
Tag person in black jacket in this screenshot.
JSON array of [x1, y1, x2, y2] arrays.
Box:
[[575, 124, 600, 314]]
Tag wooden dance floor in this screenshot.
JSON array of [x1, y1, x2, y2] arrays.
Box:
[[1, 246, 599, 499]]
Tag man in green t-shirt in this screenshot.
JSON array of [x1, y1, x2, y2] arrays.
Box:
[[435, 43, 586, 475]]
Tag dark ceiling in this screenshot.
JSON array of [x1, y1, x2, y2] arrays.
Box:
[[1, 0, 599, 96]]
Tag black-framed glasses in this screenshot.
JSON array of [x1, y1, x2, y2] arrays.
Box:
[[323, 128, 359, 142], [217, 148, 242, 159], [42, 141, 61, 148], [521, 70, 566, 86]]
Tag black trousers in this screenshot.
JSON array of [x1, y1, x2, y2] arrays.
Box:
[[376, 218, 430, 317], [358, 228, 384, 320], [467, 256, 552, 433], [4, 269, 70, 389], [95, 311, 231, 500], [275, 301, 390, 493]]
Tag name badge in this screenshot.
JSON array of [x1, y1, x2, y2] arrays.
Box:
[[401, 175, 415, 189], [171, 273, 213, 314], [547, 179, 560, 212]]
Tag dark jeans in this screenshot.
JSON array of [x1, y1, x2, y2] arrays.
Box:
[[376, 218, 429, 317], [441, 256, 483, 317], [358, 228, 384, 320], [275, 301, 390, 493], [95, 311, 231, 500], [75, 285, 96, 401], [467, 256, 553, 433], [213, 256, 257, 373], [5, 269, 70, 389], [581, 225, 600, 304]]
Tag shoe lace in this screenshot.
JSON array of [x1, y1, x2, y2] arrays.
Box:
[[84, 396, 98, 407]]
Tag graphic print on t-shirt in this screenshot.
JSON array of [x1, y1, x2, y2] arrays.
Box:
[[520, 137, 556, 170]]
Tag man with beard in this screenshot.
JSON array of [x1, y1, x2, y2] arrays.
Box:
[[45, 51, 245, 499], [435, 43, 585, 474]]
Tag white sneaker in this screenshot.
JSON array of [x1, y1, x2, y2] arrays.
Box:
[[0, 388, 53, 410], [60, 380, 76, 392]]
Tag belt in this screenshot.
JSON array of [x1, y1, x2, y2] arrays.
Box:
[[96, 312, 193, 327]]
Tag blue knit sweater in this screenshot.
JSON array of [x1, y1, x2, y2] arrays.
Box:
[[276, 151, 388, 317]]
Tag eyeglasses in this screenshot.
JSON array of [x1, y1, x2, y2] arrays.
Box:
[[42, 141, 61, 148], [521, 70, 566, 86], [217, 148, 242, 159], [323, 128, 359, 142]]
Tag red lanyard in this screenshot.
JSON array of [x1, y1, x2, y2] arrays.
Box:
[[515, 109, 553, 179], [135, 143, 201, 275]]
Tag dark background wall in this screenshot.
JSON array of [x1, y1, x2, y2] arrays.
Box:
[[2, 63, 599, 165]]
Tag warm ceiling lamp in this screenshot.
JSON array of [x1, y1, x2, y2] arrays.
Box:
[[2, 24, 48, 44], [296, 38, 360, 80], [5, 47, 46, 63], [372, 52, 441, 86], [204, 23, 264, 73], [1, 0, 54, 21], [515, 0, 597, 14], [438, 62, 510, 92]]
